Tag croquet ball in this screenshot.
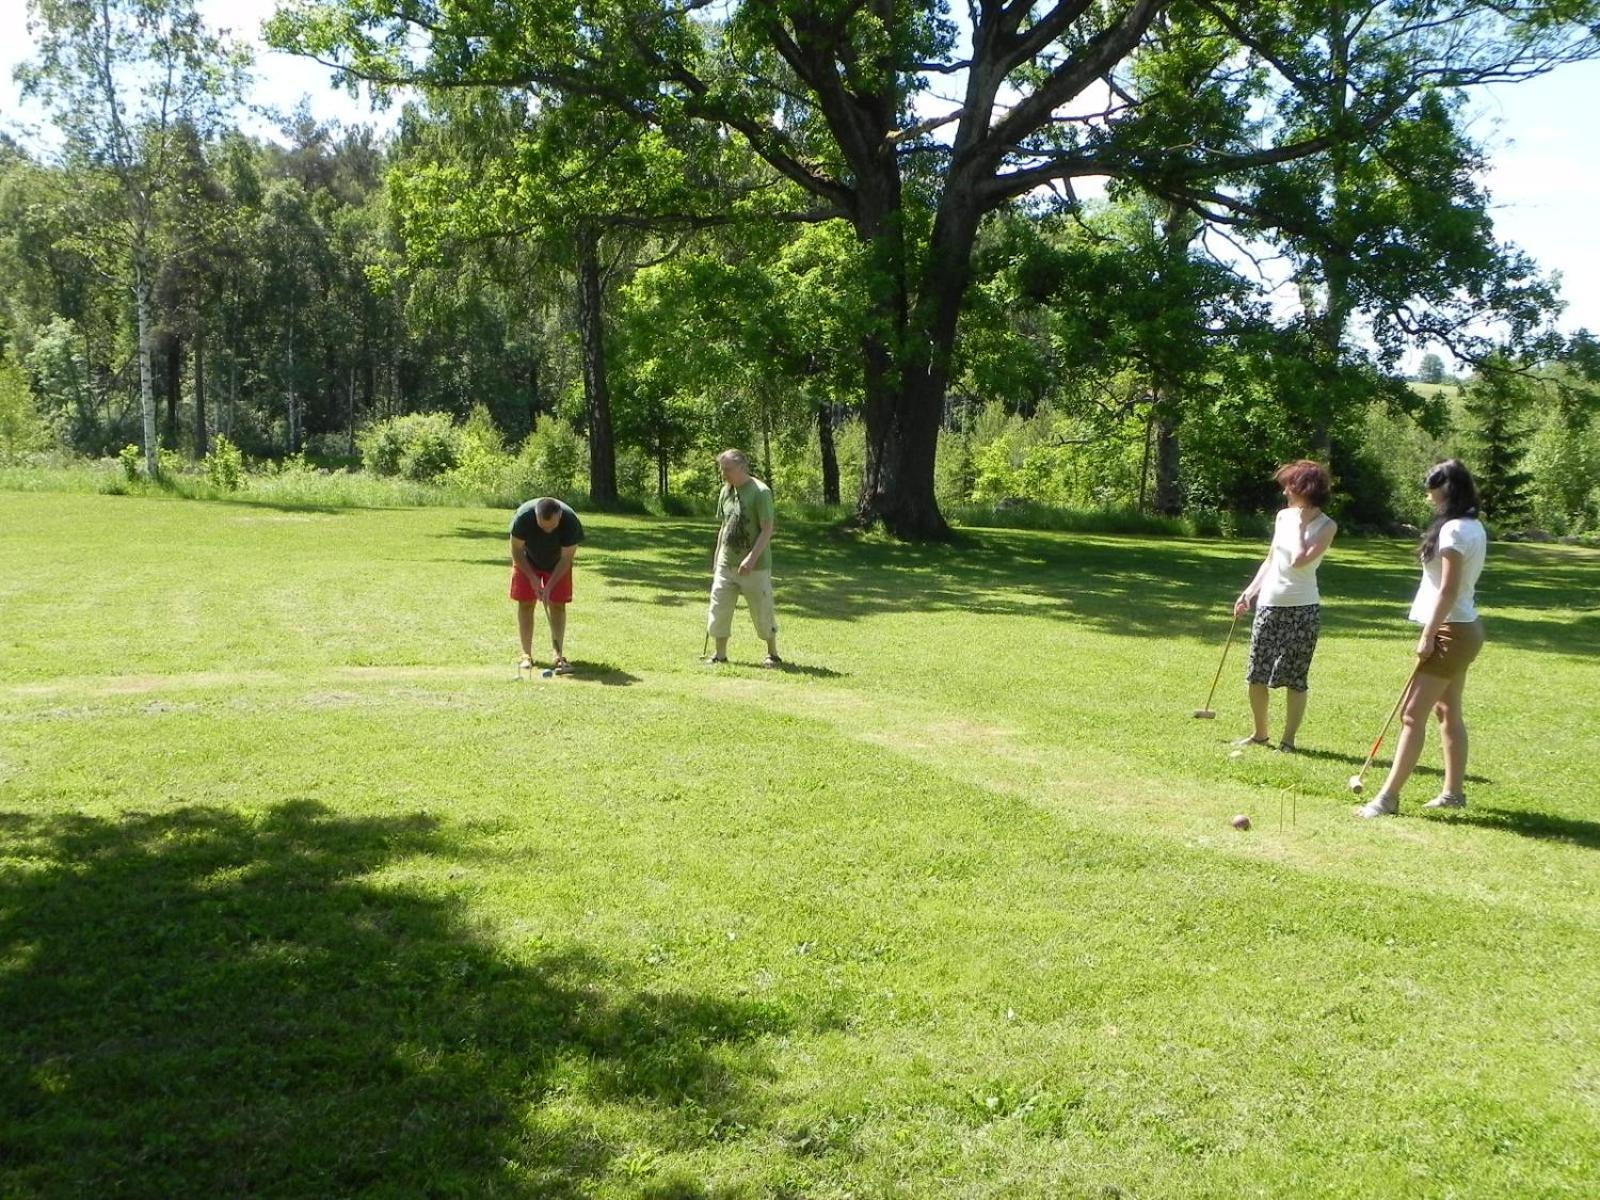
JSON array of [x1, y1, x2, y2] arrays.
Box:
[[1348, 778, 1364, 794], [1231, 814, 1252, 831], [541, 669, 554, 678]]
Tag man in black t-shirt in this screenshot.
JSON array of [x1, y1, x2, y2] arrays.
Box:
[[509, 497, 584, 674]]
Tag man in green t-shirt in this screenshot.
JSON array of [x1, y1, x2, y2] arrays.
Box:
[[706, 448, 781, 666]]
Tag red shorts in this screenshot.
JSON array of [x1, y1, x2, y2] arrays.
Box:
[[510, 567, 573, 604]]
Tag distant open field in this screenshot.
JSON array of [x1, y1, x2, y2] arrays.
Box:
[[3, 492, 1597, 1198]]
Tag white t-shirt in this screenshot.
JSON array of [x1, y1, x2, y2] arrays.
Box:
[[1409, 517, 1487, 624], [1259, 508, 1333, 607]]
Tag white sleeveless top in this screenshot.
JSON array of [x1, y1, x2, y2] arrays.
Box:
[[1409, 517, 1486, 624], [1259, 508, 1332, 608]]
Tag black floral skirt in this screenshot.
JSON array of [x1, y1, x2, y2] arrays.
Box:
[[1246, 604, 1321, 692]]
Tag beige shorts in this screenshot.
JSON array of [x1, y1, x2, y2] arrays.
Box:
[[1418, 619, 1485, 680], [708, 566, 777, 641]]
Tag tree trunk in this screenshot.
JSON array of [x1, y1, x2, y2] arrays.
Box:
[[165, 334, 181, 448], [760, 401, 773, 494], [1152, 401, 1182, 517], [529, 357, 541, 432], [859, 365, 950, 537], [1308, 12, 1354, 460], [193, 330, 206, 458], [1138, 408, 1155, 513], [576, 225, 618, 504], [818, 401, 840, 506], [286, 294, 297, 453], [854, 172, 977, 539], [133, 258, 159, 477]]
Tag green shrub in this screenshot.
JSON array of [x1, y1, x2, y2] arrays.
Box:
[[441, 404, 516, 500], [949, 500, 1187, 537], [1526, 415, 1599, 534], [358, 413, 464, 481], [119, 444, 142, 481], [506, 417, 585, 498], [204, 435, 246, 492], [616, 447, 653, 499], [0, 358, 55, 464], [157, 448, 185, 480]]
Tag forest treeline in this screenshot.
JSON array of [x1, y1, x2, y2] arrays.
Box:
[[4, 0, 1600, 536]]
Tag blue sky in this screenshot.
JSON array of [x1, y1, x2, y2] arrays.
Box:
[[3, 0, 1596, 343]]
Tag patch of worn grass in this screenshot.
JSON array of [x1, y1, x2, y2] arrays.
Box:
[[2, 493, 1598, 1198]]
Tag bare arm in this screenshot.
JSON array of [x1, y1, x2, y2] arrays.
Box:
[[510, 536, 541, 588], [544, 543, 578, 591], [1235, 555, 1273, 615], [1291, 518, 1337, 568], [739, 518, 775, 575]]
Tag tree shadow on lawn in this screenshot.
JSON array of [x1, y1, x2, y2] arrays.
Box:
[[589, 524, 1599, 655], [0, 801, 786, 1198], [1446, 805, 1600, 850], [213, 495, 375, 516], [438, 517, 1600, 655]]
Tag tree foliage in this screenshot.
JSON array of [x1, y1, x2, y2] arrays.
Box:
[[269, 0, 1600, 535]]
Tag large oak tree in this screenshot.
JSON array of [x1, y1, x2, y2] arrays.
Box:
[[271, 0, 1598, 534]]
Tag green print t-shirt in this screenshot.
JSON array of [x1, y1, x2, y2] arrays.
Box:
[[716, 478, 775, 573]]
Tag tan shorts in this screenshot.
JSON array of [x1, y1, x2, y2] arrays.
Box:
[[1418, 619, 1484, 680], [708, 566, 777, 641]]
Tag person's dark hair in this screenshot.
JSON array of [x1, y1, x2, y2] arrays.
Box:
[[1273, 459, 1331, 508], [1419, 459, 1479, 561], [534, 497, 562, 522]]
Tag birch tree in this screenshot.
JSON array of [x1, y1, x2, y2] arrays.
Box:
[[18, 0, 247, 475]]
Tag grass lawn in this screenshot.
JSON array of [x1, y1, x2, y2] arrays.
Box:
[[2, 491, 1598, 1198]]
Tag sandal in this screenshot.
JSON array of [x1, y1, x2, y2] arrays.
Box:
[[1275, 741, 1297, 754], [761, 654, 784, 668], [1232, 735, 1270, 748], [551, 657, 575, 676], [518, 655, 534, 671], [705, 655, 729, 664], [1421, 791, 1466, 810], [1354, 792, 1399, 819]]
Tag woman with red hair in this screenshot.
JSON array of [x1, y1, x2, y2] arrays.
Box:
[[1232, 460, 1339, 752]]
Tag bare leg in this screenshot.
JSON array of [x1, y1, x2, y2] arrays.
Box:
[[1248, 683, 1271, 741], [1280, 688, 1308, 746], [1375, 672, 1451, 801], [714, 636, 729, 658], [517, 601, 536, 661], [1435, 675, 1469, 797], [766, 634, 779, 659], [547, 602, 567, 659]]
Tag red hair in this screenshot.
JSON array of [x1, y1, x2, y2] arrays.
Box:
[[1273, 460, 1331, 507]]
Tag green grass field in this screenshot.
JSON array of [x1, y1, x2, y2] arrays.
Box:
[[3, 491, 1598, 1198]]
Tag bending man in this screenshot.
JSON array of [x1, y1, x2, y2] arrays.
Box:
[[510, 496, 584, 675]]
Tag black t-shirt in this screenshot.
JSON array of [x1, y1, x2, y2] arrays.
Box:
[[510, 500, 584, 570]]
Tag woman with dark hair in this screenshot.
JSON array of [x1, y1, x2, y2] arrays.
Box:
[[1233, 460, 1339, 752], [1356, 459, 1487, 817]]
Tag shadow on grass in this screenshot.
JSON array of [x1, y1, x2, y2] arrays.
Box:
[[1445, 805, 1600, 849], [561, 660, 644, 686], [442, 517, 1600, 657], [0, 801, 785, 1197], [763, 660, 847, 679], [1274, 744, 1492, 786]]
